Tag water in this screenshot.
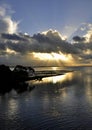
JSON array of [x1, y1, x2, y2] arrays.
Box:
[[0, 67, 92, 130]]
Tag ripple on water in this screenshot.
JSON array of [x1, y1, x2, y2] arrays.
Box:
[[0, 67, 92, 129]]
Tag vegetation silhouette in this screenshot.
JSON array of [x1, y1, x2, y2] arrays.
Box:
[[0, 64, 35, 94]]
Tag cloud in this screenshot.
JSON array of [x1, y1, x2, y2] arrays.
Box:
[[72, 36, 92, 64], [32, 30, 79, 54], [1, 33, 28, 41], [72, 36, 86, 42], [0, 29, 80, 65], [84, 30, 92, 42], [0, 26, 92, 66], [0, 30, 80, 55], [0, 4, 19, 34], [71, 23, 92, 63]]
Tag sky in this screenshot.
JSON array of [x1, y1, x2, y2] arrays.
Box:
[[0, 0, 92, 66], [1, 0, 92, 36]]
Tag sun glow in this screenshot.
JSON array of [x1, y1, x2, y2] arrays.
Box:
[[32, 52, 73, 62], [6, 48, 17, 54]]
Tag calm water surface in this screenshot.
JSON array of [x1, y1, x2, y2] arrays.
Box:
[[0, 67, 92, 130]]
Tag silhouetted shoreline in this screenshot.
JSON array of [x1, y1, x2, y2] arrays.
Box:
[[0, 64, 73, 94], [0, 64, 35, 94], [0, 64, 59, 94]]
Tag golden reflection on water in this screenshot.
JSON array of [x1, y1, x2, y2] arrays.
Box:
[[30, 72, 73, 85], [60, 88, 67, 98], [7, 98, 18, 119], [84, 72, 92, 104], [43, 72, 73, 84], [52, 74, 68, 84]]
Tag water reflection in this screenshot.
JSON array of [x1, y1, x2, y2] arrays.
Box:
[[0, 67, 92, 129], [29, 72, 74, 85], [7, 98, 18, 119], [50, 74, 70, 84], [82, 68, 92, 105]]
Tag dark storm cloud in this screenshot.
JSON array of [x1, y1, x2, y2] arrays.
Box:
[[32, 33, 49, 43], [82, 54, 92, 59], [73, 42, 86, 50], [73, 41, 92, 51], [72, 41, 92, 62], [32, 30, 80, 54], [0, 41, 6, 50], [1, 33, 27, 41], [0, 30, 80, 55], [72, 36, 86, 42]]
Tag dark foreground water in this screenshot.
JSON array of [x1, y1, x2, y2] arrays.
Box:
[[0, 67, 92, 130]]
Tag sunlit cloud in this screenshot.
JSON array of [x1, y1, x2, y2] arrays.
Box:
[[84, 30, 92, 42], [6, 48, 17, 55], [0, 4, 19, 34], [41, 29, 66, 40]]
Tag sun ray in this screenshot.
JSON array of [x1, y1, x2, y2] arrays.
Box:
[[31, 52, 75, 66]]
